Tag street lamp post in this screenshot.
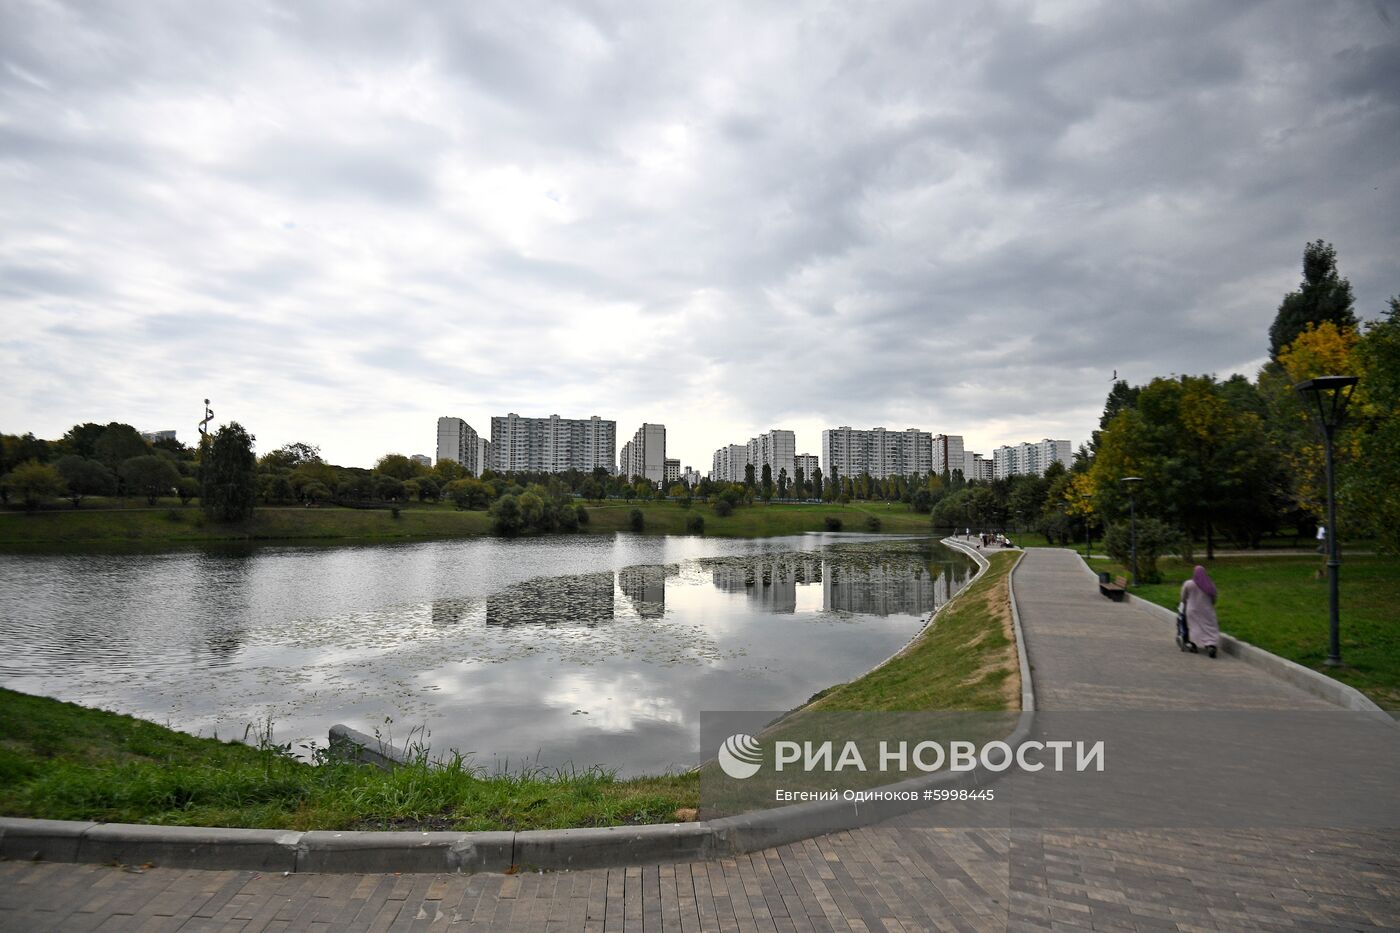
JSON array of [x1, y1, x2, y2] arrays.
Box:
[[1120, 477, 1143, 586], [1295, 375, 1359, 668]]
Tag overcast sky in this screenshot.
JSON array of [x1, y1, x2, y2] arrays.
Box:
[[1, 1, 1397, 470]]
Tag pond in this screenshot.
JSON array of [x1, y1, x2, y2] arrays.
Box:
[[0, 533, 974, 776]]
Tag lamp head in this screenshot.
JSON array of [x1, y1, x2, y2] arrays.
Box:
[[1294, 375, 1359, 431]]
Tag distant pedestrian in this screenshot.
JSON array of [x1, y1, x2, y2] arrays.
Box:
[[1180, 565, 1220, 658]]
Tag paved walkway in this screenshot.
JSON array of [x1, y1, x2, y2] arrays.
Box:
[[3, 548, 1397, 932]]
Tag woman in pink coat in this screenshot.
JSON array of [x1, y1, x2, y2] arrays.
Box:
[[1180, 565, 1220, 658]]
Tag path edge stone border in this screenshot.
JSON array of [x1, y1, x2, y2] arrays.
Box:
[[1061, 547, 1391, 720], [0, 538, 1037, 875]]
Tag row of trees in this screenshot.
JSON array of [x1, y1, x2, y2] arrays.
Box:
[[1078, 240, 1399, 577], [0, 420, 259, 523]]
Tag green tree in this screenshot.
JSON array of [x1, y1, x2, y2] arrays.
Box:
[[761, 463, 773, 500], [1104, 518, 1183, 585], [1348, 297, 1400, 553], [375, 453, 424, 480], [810, 467, 823, 500], [777, 467, 788, 500], [744, 463, 756, 490], [260, 442, 321, 472], [60, 423, 107, 459], [119, 455, 181, 506], [1090, 376, 1274, 558], [4, 460, 65, 509], [629, 508, 645, 532], [490, 494, 523, 535], [1269, 239, 1358, 362], [93, 423, 149, 473], [176, 476, 199, 505], [201, 422, 257, 522], [54, 455, 115, 507]]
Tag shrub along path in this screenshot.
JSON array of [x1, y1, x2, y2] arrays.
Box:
[[3, 548, 1398, 931]]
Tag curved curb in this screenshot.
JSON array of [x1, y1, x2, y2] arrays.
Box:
[[1059, 547, 1392, 721], [1, 540, 1039, 875]]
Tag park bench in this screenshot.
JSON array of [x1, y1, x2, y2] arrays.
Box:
[[1099, 574, 1127, 601]]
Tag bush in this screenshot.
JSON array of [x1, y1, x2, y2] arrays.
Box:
[[865, 515, 882, 532], [490, 494, 523, 536], [629, 508, 645, 532], [685, 514, 705, 534], [1104, 518, 1183, 584], [824, 516, 843, 532], [713, 498, 734, 517], [575, 503, 590, 526]]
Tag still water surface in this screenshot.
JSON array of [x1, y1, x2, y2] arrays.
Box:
[[0, 533, 972, 776]]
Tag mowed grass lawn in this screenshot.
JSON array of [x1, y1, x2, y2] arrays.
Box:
[[0, 546, 1022, 831], [1087, 553, 1400, 710], [0, 499, 931, 547]]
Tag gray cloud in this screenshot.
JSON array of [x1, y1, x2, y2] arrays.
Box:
[[1, 0, 1397, 468]]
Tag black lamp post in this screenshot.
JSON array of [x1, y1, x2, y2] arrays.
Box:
[[1120, 477, 1143, 586], [1295, 375, 1359, 668]]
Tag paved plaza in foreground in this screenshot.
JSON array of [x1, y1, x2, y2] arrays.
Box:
[[3, 548, 1397, 931]]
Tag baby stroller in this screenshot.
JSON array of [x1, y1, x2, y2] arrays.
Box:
[[1175, 602, 1197, 653]]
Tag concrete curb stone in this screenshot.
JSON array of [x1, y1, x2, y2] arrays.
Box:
[[78, 823, 303, 872], [0, 817, 96, 863], [296, 830, 514, 874]]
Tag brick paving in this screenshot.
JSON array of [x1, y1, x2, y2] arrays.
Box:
[[3, 547, 1397, 931]]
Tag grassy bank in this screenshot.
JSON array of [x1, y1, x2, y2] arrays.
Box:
[[0, 500, 931, 548], [0, 544, 1022, 830], [1087, 553, 1400, 709]]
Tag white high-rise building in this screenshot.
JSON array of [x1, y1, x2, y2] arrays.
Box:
[[821, 427, 932, 479], [681, 466, 702, 487], [664, 458, 680, 485], [992, 438, 1072, 479], [963, 451, 993, 482], [410, 454, 431, 468], [710, 444, 748, 483], [489, 413, 616, 474], [745, 429, 796, 484], [620, 423, 667, 484], [437, 416, 489, 475], [794, 453, 819, 478], [933, 434, 965, 477]]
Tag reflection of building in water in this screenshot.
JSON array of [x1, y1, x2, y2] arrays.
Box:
[[823, 561, 942, 617], [709, 554, 823, 614], [485, 572, 616, 627], [618, 565, 678, 618]]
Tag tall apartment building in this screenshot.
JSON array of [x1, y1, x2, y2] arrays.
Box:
[[489, 413, 616, 474], [933, 434, 965, 477], [821, 427, 932, 479], [794, 453, 819, 478], [746, 429, 796, 483], [992, 438, 1073, 479], [410, 454, 432, 468], [681, 466, 702, 487], [437, 416, 490, 475], [710, 444, 749, 483], [664, 459, 680, 485], [620, 423, 667, 484], [963, 451, 993, 482]]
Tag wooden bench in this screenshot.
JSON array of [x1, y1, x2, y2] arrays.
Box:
[[1099, 575, 1127, 601]]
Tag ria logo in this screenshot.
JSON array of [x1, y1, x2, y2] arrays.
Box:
[[718, 733, 763, 779]]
